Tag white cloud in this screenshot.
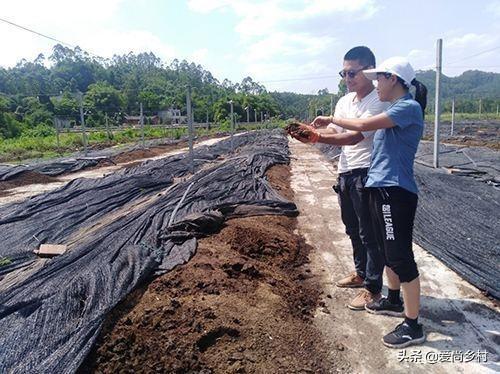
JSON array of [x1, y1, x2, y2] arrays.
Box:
[[0, 0, 177, 67], [187, 0, 232, 13], [1, 0, 125, 28], [407, 49, 434, 71], [446, 32, 498, 50], [404, 33, 500, 77], [244, 32, 336, 63], [189, 0, 378, 37], [487, 1, 500, 17], [86, 29, 177, 61], [187, 0, 378, 93], [0, 22, 54, 66], [190, 48, 209, 64], [300, 0, 379, 19], [245, 58, 338, 94], [444, 32, 500, 73]]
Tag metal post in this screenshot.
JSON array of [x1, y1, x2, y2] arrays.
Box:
[[451, 98, 455, 136], [229, 100, 234, 152], [54, 118, 60, 153], [186, 86, 194, 173], [140, 102, 145, 148], [433, 38, 442, 168], [78, 93, 88, 156], [105, 113, 111, 141]]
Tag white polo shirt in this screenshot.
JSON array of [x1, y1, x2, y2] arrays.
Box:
[[328, 89, 389, 174]]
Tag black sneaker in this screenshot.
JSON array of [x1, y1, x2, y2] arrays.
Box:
[[365, 297, 404, 317], [382, 321, 426, 348]]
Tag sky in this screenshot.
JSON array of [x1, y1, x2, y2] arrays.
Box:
[[1, 0, 499, 94]]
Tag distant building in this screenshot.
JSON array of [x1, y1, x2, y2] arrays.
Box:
[[158, 108, 186, 124], [124, 115, 160, 126]]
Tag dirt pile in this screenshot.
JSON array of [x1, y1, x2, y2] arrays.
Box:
[[0, 140, 189, 195], [81, 165, 349, 373], [0, 170, 59, 197], [423, 120, 500, 150]]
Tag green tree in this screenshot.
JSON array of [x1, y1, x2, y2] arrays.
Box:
[[337, 79, 347, 96], [84, 81, 124, 112], [52, 92, 78, 117]]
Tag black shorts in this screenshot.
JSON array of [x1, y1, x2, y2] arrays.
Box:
[[367, 186, 419, 283]]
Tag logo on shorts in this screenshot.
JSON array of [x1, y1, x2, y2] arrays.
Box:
[[382, 204, 395, 240]]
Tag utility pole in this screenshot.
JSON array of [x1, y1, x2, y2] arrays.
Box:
[[254, 109, 257, 124], [229, 100, 234, 152], [140, 102, 145, 148], [105, 113, 111, 141], [54, 118, 60, 153], [186, 86, 194, 173], [451, 98, 455, 136], [245, 106, 249, 123], [433, 38, 442, 168], [478, 99, 482, 119], [78, 92, 88, 156]]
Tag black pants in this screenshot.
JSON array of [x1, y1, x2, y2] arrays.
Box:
[[367, 187, 419, 283], [336, 168, 384, 294]]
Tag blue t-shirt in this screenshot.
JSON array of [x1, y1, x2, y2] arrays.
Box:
[[365, 93, 424, 194]]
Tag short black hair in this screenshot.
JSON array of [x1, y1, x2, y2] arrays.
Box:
[[344, 46, 376, 67]]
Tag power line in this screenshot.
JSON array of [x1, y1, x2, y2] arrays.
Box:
[[0, 17, 102, 59], [443, 65, 500, 69], [447, 45, 500, 65], [258, 75, 338, 83]]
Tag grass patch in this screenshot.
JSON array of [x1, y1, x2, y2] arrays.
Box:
[[0, 121, 286, 163], [0, 257, 12, 267]]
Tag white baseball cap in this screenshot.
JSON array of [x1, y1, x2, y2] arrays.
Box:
[[362, 56, 416, 88]]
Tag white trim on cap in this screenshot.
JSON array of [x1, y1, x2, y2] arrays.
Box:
[[362, 56, 416, 88]]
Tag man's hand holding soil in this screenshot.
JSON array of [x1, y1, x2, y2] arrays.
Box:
[[285, 122, 320, 143]]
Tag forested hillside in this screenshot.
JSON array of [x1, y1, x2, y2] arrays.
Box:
[[0, 44, 498, 140]]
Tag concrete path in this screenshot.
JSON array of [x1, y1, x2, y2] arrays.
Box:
[[289, 139, 499, 373]]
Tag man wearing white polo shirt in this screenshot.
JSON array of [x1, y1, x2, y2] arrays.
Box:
[[296, 46, 389, 310]]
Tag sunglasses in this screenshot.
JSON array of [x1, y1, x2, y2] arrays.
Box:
[[377, 72, 393, 79], [338, 66, 370, 79]]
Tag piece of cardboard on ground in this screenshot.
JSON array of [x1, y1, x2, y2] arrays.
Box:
[[35, 244, 67, 257]]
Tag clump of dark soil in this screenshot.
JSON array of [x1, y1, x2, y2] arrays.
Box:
[[0, 171, 59, 197], [285, 122, 314, 140]]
